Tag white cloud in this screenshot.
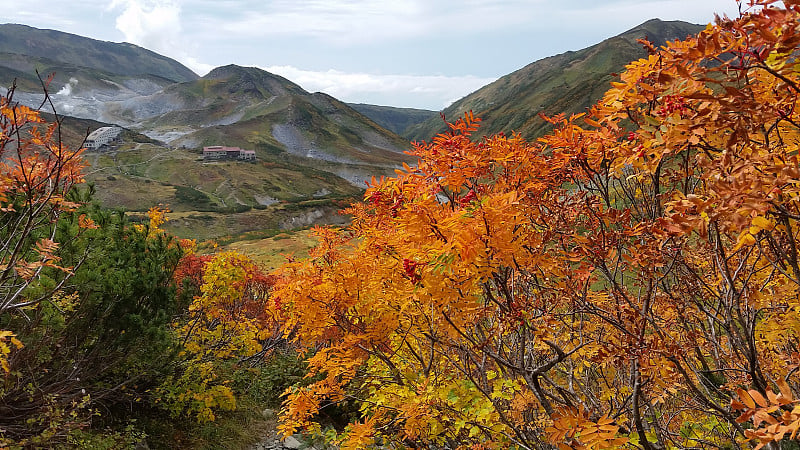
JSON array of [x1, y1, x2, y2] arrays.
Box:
[[193, 0, 739, 45], [215, 0, 429, 44], [109, 0, 181, 51], [107, 0, 211, 75], [263, 65, 496, 109]]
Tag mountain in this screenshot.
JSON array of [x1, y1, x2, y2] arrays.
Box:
[[406, 19, 705, 142], [95, 64, 412, 186], [37, 64, 411, 237], [347, 103, 438, 136], [0, 24, 198, 83], [0, 51, 177, 119], [0, 24, 414, 239]]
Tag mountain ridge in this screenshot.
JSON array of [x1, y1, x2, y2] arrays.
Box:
[[405, 19, 705, 141], [0, 19, 709, 238], [0, 23, 198, 83]]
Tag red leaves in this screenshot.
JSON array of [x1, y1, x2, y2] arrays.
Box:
[[402, 258, 421, 283]]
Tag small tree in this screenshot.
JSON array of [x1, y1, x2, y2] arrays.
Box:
[[0, 81, 87, 316], [0, 80, 89, 382], [161, 250, 281, 422]]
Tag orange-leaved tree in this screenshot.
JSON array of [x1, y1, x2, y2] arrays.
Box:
[[273, 1, 800, 449], [0, 83, 86, 315], [0, 82, 88, 374]]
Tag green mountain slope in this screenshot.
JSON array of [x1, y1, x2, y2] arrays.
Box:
[[0, 23, 198, 83], [347, 103, 438, 137], [406, 19, 705, 142]]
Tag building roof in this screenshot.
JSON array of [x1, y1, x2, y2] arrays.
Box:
[[203, 146, 242, 153], [86, 126, 122, 141]]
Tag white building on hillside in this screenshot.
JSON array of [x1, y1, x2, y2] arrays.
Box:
[[84, 126, 122, 150]]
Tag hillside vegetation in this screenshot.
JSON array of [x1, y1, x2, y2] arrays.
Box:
[[407, 19, 704, 141]]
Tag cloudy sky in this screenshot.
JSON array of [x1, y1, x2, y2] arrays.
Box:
[[1, 0, 744, 109]]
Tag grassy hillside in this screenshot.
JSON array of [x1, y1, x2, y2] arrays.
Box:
[[406, 19, 705, 142]]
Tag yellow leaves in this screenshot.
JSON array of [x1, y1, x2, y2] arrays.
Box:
[[733, 215, 776, 251], [765, 50, 790, 71], [145, 205, 170, 238], [166, 250, 277, 423], [0, 329, 24, 373], [750, 215, 775, 234], [50, 290, 79, 314]]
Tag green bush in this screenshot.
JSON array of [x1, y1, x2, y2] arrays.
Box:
[[0, 189, 184, 445]]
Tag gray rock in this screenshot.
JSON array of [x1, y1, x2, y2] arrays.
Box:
[[283, 435, 302, 449]]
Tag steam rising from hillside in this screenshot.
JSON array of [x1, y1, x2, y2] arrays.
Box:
[[56, 78, 79, 96]]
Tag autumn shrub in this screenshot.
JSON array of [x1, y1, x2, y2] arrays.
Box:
[[273, 1, 800, 449], [162, 250, 283, 422], [0, 84, 186, 445], [0, 199, 184, 444]]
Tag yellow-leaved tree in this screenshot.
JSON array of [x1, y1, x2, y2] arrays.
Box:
[[161, 249, 281, 422]]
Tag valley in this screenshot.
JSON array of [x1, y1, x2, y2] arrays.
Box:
[[0, 19, 705, 243]]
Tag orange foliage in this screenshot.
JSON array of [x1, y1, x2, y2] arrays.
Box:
[[0, 85, 86, 315], [272, 1, 800, 448], [0, 83, 87, 376]]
